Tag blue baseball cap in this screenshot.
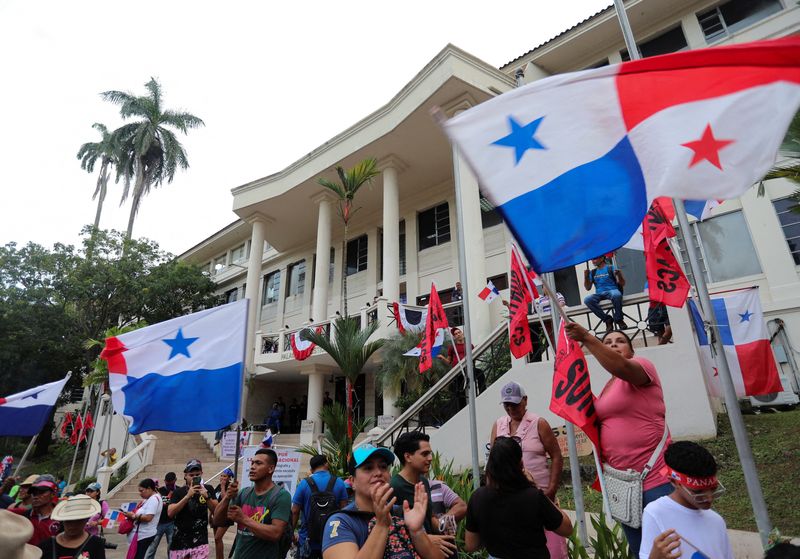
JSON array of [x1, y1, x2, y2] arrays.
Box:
[[348, 445, 395, 475]]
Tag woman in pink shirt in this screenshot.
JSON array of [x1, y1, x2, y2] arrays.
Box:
[[489, 381, 567, 559], [565, 324, 672, 558]]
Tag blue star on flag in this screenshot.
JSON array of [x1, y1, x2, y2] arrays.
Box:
[[491, 115, 547, 164], [23, 391, 43, 400], [163, 328, 199, 360], [739, 310, 753, 323]]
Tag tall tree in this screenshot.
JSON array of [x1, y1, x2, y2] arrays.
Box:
[[318, 158, 379, 316], [102, 78, 204, 239], [305, 316, 384, 438], [76, 123, 119, 235]]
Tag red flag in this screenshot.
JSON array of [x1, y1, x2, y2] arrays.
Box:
[[550, 323, 600, 450], [643, 204, 690, 307], [84, 411, 94, 430], [70, 413, 83, 445], [509, 248, 533, 358], [419, 285, 449, 373], [60, 411, 73, 437]]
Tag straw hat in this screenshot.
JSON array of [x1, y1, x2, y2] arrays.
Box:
[[20, 474, 39, 486], [51, 494, 101, 521], [0, 510, 42, 559]]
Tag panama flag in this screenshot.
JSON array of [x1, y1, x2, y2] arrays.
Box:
[[403, 328, 445, 359], [688, 288, 783, 397], [442, 38, 800, 272], [478, 281, 500, 304], [0, 374, 70, 436], [392, 302, 428, 335], [684, 199, 722, 221], [101, 300, 247, 434]]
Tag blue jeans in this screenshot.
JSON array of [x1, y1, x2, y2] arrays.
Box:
[[621, 482, 673, 558], [144, 522, 174, 559], [584, 290, 623, 322]]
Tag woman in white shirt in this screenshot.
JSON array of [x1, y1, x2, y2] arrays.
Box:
[[121, 478, 163, 559]]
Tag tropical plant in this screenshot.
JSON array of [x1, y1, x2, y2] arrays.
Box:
[[76, 123, 120, 239], [304, 316, 384, 438], [758, 110, 800, 203], [567, 513, 629, 559], [83, 323, 147, 387], [317, 158, 380, 316], [296, 402, 373, 479], [101, 78, 204, 239], [376, 332, 448, 396]]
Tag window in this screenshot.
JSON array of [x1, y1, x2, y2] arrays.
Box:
[[329, 247, 335, 283], [773, 198, 800, 265], [621, 26, 687, 60], [614, 248, 647, 295], [346, 235, 368, 275], [418, 202, 451, 250], [224, 288, 238, 303], [262, 270, 281, 304], [676, 211, 762, 283], [399, 220, 406, 276], [231, 244, 246, 264], [201, 262, 212, 276], [287, 260, 306, 296], [480, 195, 504, 229], [488, 273, 508, 291], [213, 255, 227, 274], [698, 0, 782, 42], [553, 267, 581, 307]]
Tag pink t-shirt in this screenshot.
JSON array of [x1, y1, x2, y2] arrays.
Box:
[[594, 356, 670, 491]]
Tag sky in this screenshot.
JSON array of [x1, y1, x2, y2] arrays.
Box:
[[0, 0, 612, 256]]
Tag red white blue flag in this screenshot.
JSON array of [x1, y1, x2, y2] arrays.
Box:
[[0, 374, 70, 437], [478, 280, 500, 304], [291, 327, 323, 361], [392, 302, 427, 335], [442, 38, 800, 272], [688, 288, 783, 397]]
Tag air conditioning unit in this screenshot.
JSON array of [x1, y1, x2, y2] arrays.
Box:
[[749, 344, 800, 407]]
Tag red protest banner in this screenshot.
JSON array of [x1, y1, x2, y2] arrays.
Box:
[[419, 285, 448, 373], [509, 249, 533, 358], [550, 323, 600, 450], [643, 204, 690, 307]]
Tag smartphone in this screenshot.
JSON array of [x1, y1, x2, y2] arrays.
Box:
[[192, 476, 202, 486]]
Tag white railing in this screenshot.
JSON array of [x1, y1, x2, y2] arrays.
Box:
[[96, 433, 157, 499]]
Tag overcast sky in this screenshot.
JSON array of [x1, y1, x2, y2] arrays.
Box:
[[0, 0, 611, 256]]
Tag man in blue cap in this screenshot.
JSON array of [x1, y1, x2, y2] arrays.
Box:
[[321, 445, 442, 559]]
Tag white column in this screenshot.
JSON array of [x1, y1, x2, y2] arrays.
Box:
[[243, 214, 270, 421], [382, 166, 400, 303], [366, 227, 379, 306], [312, 194, 333, 321], [404, 212, 419, 304], [304, 367, 326, 435]]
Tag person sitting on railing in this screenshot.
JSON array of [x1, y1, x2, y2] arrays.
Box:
[[584, 255, 627, 331], [565, 323, 672, 558], [465, 437, 573, 559], [489, 382, 566, 559]]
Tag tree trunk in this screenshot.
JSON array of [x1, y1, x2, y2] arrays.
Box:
[[125, 161, 146, 241], [87, 163, 108, 260], [346, 377, 353, 440], [342, 221, 349, 317]]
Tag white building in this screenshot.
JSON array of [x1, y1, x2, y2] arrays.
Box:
[[180, 0, 800, 461]]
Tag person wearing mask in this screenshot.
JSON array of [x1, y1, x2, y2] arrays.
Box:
[[214, 449, 292, 559], [212, 468, 235, 559], [291, 455, 348, 559], [40, 494, 106, 559], [11, 475, 60, 546], [465, 437, 572, 559], [489, 381, 566, 558], [120, 479, 162, 559], [84, 482, 109, 538], [321, 445, 442, 559], [168, 459, 218, 558], [584, 256, 627, 331], [566, 324, 672, 557]]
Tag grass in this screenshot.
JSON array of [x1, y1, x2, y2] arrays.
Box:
[[557, 407, 800, 537]]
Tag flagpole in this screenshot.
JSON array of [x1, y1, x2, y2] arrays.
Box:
[[81, 385, 102, 479], [14, 435, 38, 476], [234, 299, 251, 483], [451, 144, 483, 490], [612, 1, 772, 545], [67, 395, 91, 487]]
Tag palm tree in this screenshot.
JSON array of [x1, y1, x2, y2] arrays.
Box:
[[296, 402, 373, 478], [759, 110, 800, 204], [76, 123, 119, 242], [304, 316, 384, 439], [102, 77, 204, 239], [318, 158, 380, 316]]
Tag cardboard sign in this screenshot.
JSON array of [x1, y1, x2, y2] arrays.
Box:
[[300, 420, 315, 445], [238, 446, 302, 496], [551, 424, 594, 457], [221, 431, 250, 458]]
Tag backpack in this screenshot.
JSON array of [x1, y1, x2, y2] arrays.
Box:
[[305, 475, 339, 545], [241, 485, 292, 557]]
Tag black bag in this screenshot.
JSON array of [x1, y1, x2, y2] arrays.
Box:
[[305, 475, 339, 545]]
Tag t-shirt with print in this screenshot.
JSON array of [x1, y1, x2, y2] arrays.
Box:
[[640, 496, 733, 559], [231, 484, 291, 559], [292, 471, 348, 550], [594, 356, 670, 491], [465, 486, 562, 559], [137, 493, 162, 540], [591, 265, 618, 293], [169, 483, 216, 551], [322, 504, 417, 559]]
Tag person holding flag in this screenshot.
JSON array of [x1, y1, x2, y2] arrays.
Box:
[[564, 323, 671, 557]]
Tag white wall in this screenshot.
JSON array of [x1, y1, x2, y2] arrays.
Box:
[[430, 305, 717, 470]]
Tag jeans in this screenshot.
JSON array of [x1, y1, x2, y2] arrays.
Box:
[[145, 522, 175, 559], [621, 482, 674, 558], [584, 289, 623, 322]]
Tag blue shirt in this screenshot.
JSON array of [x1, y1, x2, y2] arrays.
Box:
[[591, 265, 618, 293], [292, 471, 348, 550], [322, 504, 416, 559]]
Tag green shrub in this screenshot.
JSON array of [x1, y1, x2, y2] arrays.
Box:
[[567, 513, 630, 559]]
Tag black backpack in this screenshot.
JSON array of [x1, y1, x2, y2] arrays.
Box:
[[305, 475, 339, 544]]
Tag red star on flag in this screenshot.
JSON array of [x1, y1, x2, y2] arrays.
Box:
[[681, 124, 734, 170]]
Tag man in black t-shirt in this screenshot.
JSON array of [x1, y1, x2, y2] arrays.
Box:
[[167, 459, 218, 557]]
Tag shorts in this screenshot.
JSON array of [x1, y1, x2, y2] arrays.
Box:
[[169, 544, 209, 559]]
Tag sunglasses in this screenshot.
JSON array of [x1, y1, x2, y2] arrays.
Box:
[[679, 480, 726, 504], [30, 488, 53, 496]]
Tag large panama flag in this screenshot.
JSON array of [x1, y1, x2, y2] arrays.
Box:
[[442, 38, 800, 272], [0, 374, 71, 436], [101, 299, 247, 434]]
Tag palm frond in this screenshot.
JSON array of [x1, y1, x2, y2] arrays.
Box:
[[160, 110, 205, 132], [304, 317, 384, 383], [318, 178, 347, 199]]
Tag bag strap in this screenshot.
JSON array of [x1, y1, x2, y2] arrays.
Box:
[[324, 475, 337, 493], [306, 476, 319, 494], [641, 424, 669, 480]]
